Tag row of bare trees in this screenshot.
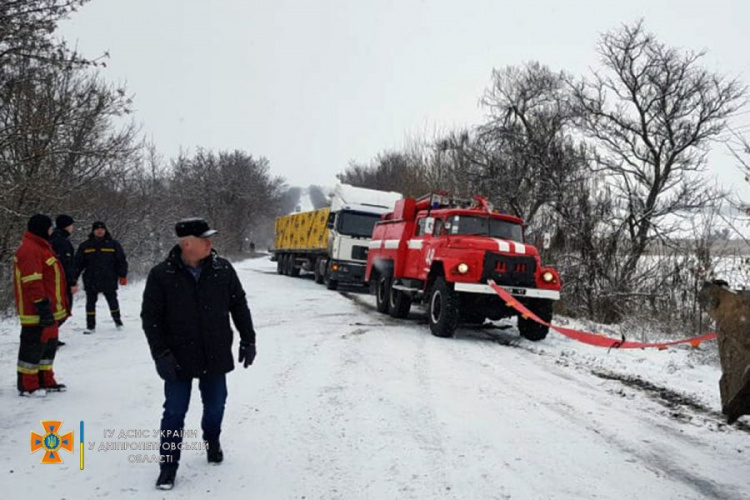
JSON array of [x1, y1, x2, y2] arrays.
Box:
[[339, 20, 748, 331]]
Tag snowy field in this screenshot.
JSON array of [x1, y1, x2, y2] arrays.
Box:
[[1, 256, 748, 499]]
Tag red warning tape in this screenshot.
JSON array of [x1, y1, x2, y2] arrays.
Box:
[[488, 281, 717, 349]]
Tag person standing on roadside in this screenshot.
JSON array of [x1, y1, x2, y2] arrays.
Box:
[[75, 221, 128, 333], [49, 214, 78, 346], [141, 218, 257, 490], [14, 214, 70, 396]]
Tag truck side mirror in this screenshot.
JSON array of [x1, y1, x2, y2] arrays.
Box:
[[326, 213, 335, 230]]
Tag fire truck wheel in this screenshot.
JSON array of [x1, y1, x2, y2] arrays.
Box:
[[388, 286, 412, 319], [314, 258, 325, 284], [428, 277, 459, 338], [517, 299, 552, 341], [375, 274, 391, 314]]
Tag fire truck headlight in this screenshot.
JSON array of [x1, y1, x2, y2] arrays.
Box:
[[542, 271, 554, 283], [457, 263, 469, 274]]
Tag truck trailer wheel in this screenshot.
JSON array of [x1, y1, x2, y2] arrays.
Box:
[[314, 258, 325, 284], [289, 255, 300, 277], [389, 286, 412, 318], [375, 274, 391, 314], [428, 277, 459, 338], [276, 255, 283, 275], [517, 299, 552, 341]]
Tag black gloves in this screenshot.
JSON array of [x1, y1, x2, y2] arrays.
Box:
[[35, 298, 55, 327], [155, 351, 181, 381], [238, 342, 256, 368]]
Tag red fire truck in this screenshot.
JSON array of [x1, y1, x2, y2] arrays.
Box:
[[365, 192, 561, 339]]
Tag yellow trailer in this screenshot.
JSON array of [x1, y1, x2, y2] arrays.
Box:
[[274, 207, 330, 252]]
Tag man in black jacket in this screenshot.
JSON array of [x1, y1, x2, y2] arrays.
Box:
[[49, 214, 78, 346], [141, 218, 257, 491], [75, 221, 128, 332]]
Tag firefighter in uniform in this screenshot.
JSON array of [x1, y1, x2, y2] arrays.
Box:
[[14, 214, 70, 396], [75, 221, 128, 332]]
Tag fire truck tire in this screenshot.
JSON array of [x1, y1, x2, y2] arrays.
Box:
[[375, 274, 391, 314], [428, 277, 459, 338], [388, 286, 412, 318], [517, 299, 552, 341], [314, 258, 325, 284]]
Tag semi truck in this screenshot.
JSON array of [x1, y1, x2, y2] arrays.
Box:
[[365, 192, 561, 339], [273, 184, 402, 290]]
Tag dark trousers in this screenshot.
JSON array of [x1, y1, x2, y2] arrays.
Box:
[[160, 374, 228, 470], [85, 290, 120, 328], [17, 325, 59, 391]]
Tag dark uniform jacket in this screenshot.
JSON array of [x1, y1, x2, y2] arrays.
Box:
[[50, 228, 77, 288], [75, 231, 128, 293], [141, 245, 256, 377]]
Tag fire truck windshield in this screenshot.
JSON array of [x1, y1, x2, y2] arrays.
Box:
[[337, 211, 381, 238], [448, 215, 523, 242]]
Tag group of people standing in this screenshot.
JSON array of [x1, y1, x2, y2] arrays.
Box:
[[12, 214, 258, 491], [13, 214, 129, 397]]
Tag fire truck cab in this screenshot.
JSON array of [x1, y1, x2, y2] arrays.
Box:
[[365, 193, 561, 339]]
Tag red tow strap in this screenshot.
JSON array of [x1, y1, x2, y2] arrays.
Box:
[[488, 281, 717, 349]]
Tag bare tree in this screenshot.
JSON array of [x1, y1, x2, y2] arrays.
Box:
[[0, 0, 93, 70], [337, 149, 431, 197], [0, 63, 138, 264], [171, 149, 284, 255], [570, 20, 746, 284], [475, 62, 586, 225]]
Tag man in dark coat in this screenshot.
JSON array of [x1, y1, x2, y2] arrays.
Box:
[[49, 214, 78, 345], [141, 218, 257, 491], [75, 221, 128, 332]]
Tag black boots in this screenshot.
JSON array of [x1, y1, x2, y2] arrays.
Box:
[[156, 467, 176, 490], [206, 440, 223, 464], [154, 440, 222, 490]]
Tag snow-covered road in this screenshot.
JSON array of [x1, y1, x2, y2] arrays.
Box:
[[1, 257, 748, 499]]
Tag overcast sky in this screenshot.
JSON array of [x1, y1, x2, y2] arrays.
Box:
[[59, 0, 750, 195]]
